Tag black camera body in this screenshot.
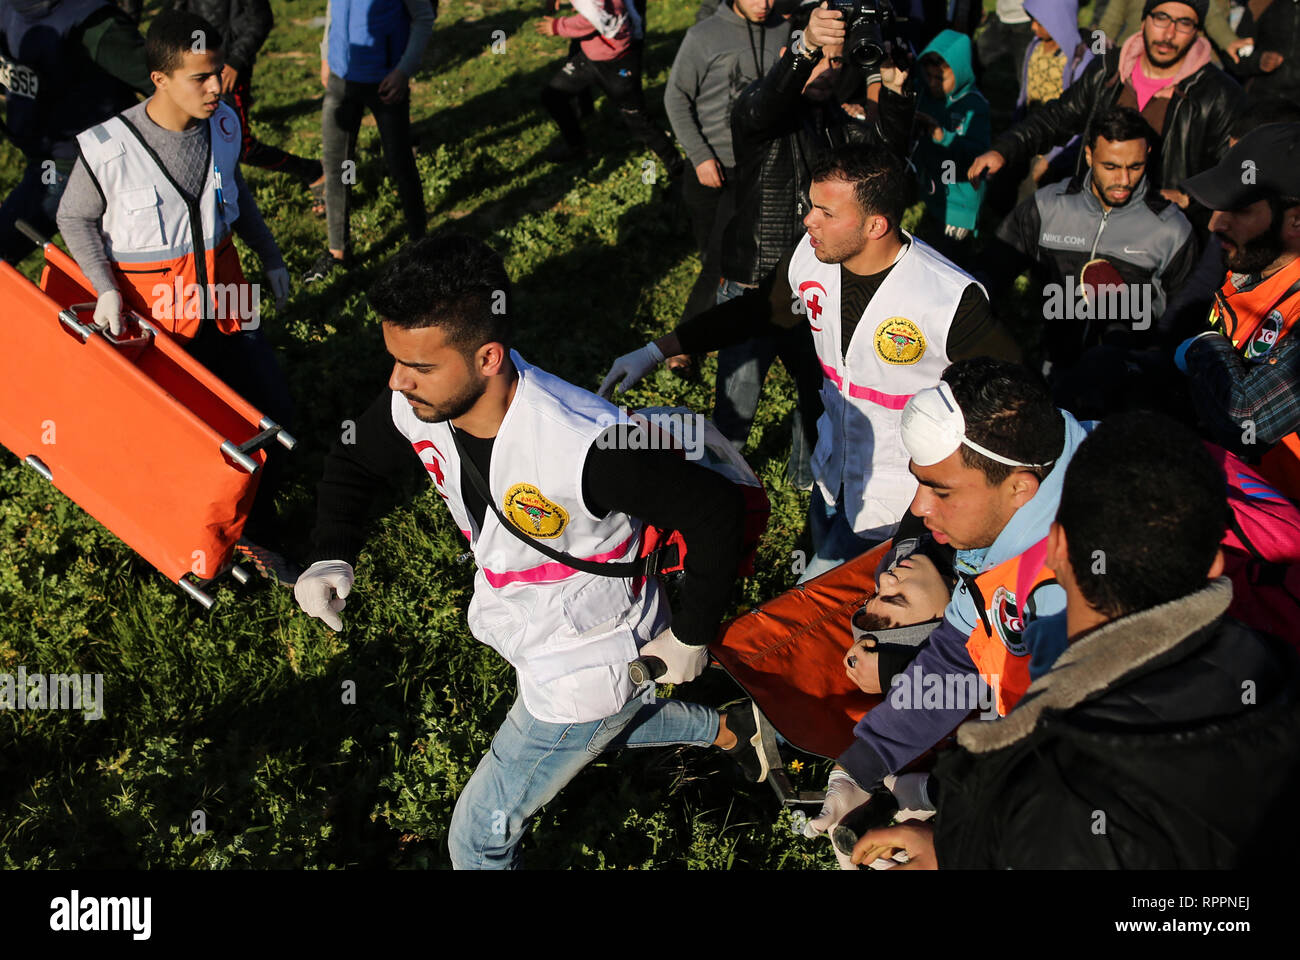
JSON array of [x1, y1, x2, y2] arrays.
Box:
[[825, 0, 912, 74]]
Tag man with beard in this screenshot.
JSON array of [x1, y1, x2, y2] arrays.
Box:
[[1175, 122, 1300, 502], [294, 234, 779, 869], [979, 106, 1197, 411], [968, 0, 1243, 230]]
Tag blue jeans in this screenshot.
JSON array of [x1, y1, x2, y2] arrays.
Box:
[[712, 279, 814, 489], [798, 488, 881, 583], [448, 691, 720, 869], [0, 158, 70, 265]]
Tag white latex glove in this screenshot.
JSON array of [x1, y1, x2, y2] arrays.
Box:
[[598, 341, 664, 398], [93, 289, 124, 336], [638, 626, 707, 684], [805, 767, 871, 838], [883, 772, 935, 820], [267, 265, 291, 309], [293, 560, 355, 631]]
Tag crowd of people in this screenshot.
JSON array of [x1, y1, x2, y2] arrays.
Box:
[[2, 0, 1299, 869]]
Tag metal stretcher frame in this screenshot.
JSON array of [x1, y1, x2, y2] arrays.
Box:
[[0, 227, 295, 606]]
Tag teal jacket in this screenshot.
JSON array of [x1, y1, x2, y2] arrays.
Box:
[[913, 29, 989, 233]]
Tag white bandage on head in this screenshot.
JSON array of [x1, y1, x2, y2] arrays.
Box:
[[901, 381, 1056, 470]]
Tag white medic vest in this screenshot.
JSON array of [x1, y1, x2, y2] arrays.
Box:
[[75, 101, 248, 339], [790, 231, 979, 537], [390, 352, 668, 725]]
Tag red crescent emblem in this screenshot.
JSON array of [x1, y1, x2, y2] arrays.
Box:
[[218, 115, 234, 138], [798, 280, 828, 330]]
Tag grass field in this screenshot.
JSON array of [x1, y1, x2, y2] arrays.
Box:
[[0, 0, 1075, 869]]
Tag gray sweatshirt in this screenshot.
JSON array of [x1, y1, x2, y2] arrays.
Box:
[[664, 2, 790, 170], [56, 98, 283, 297]]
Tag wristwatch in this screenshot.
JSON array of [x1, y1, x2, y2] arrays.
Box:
[[794, 33, 823, 63]]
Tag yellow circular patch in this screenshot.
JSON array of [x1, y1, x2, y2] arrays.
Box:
[[874, 317, 926, 365], [503, 483, 570, 539]]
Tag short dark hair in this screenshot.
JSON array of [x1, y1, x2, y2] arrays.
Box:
[[1088, 106, 1155, 151], [1230, 97, 1300, 142], [368, 233, 513, 356], [1057, 412, 1228, 619], [146, 10, 222, 75], [809, 143, 911, 230], [942, 357, 1064, 486]]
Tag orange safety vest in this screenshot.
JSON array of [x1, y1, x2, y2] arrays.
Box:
[[75, 104, 250, 341], [1209, 256, 1300, 501], [961, 536, 1058, 717]]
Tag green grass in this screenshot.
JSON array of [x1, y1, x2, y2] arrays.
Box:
[[0, 0, 1089, 869]]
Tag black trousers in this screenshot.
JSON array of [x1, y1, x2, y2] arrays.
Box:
[[678, 162, 735, 324], [541, 50, 678, 168]]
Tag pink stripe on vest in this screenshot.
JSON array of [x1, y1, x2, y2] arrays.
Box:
[[481, 530, 640, 588]]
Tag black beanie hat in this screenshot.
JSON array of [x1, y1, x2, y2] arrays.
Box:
[[1142, 0, 1209, 25]]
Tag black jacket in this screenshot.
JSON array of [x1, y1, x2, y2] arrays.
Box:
[[721, 46, 916, 285], [168, 0, 272, 75], [991, 45, 1243, 227], [933, 578, 1300, 869], [1230, 0, 1300, 103]]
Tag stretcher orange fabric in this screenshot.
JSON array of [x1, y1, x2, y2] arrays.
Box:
[[711, 541, 894, 760], [0, 239, 285, 605]]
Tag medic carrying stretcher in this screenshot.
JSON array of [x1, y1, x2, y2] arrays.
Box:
[[0, 223, 295, 606]]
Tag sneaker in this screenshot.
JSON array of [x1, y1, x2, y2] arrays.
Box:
[[233, 538, 303, 588], [720, 699, 778, 783], [302, 252, 345, 285], [541, 140, 588, 163]]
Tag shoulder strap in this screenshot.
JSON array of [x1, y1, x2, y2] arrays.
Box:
[[449, 427, 653, 580]]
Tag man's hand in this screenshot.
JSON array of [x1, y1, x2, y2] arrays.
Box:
[[598, 341, 664, 397], [805, 767, 871, 837], [804, 2, 846, 53], [535, 17, 560, 37], [1030, 154, 1050, 183], [1159, 187, 1190, 209], [377, 67, 409, 104], [844, 638, 881, 693], [967, 149, 1006, 183], [321, 58, 329, 88], [294, 560, 355, 632], [852, 822, 937, 869], [1225, 37, 1253, 63], [638, 627, 708, 683], [695, 158, 724, 188], [93, 289, 124, 336], [267, 265, 291, 310], [1261, 50, 1285, 72], [879, 58, 908, 93], [220, 63, 239, 95]]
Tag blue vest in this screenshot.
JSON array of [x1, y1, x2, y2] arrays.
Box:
[[327, 0, 412, 83], [0, 0, 135, 158]]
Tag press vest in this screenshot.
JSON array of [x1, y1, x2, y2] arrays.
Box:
[[76, 102, 248, 341], [389, 352, 667, 724], [789, 231, 979, 538], [961, 536, 1057, 716], [1210, 256, 1300, 501], [328, 0, 411, 83], [0, 0, 135, 159]]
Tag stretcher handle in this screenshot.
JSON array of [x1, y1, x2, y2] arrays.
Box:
[[62, 302, 157, 349], [628, 655, 666, 685]]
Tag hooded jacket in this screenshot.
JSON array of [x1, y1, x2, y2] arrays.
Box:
[[934, 578, 1300, 868], [913, 29, 989, 232], [991, 33, 1243, 227], [1016, 0, 1094, 167], [837, 409, 1094, 788]]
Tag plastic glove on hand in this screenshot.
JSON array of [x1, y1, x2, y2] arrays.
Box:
[[637, 627, 707, 684], [93, 289, 124, 336], [293, 560, 355, 631], [598, 342, 664, 398]]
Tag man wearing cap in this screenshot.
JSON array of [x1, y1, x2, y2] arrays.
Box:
[[802, 357, 1092, 855], [969, 0, 1243, 229], [1176, 121, 1300, 502], [600, 144, 1021, 581]]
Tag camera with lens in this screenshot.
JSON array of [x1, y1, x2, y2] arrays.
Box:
[[825, 0, 912, 74]]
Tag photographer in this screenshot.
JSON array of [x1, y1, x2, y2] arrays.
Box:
[[684, 1, 921, 490]]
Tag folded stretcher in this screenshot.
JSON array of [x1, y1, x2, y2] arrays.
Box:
[[710, 541, 893, 803], [0, 228, 295, 606]]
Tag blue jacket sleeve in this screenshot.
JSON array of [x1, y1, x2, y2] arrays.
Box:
[[835, 616, 980, 787]]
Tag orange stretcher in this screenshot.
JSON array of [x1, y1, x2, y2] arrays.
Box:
[[0, 227, 295, 606], [711, 541, 894, 768]]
